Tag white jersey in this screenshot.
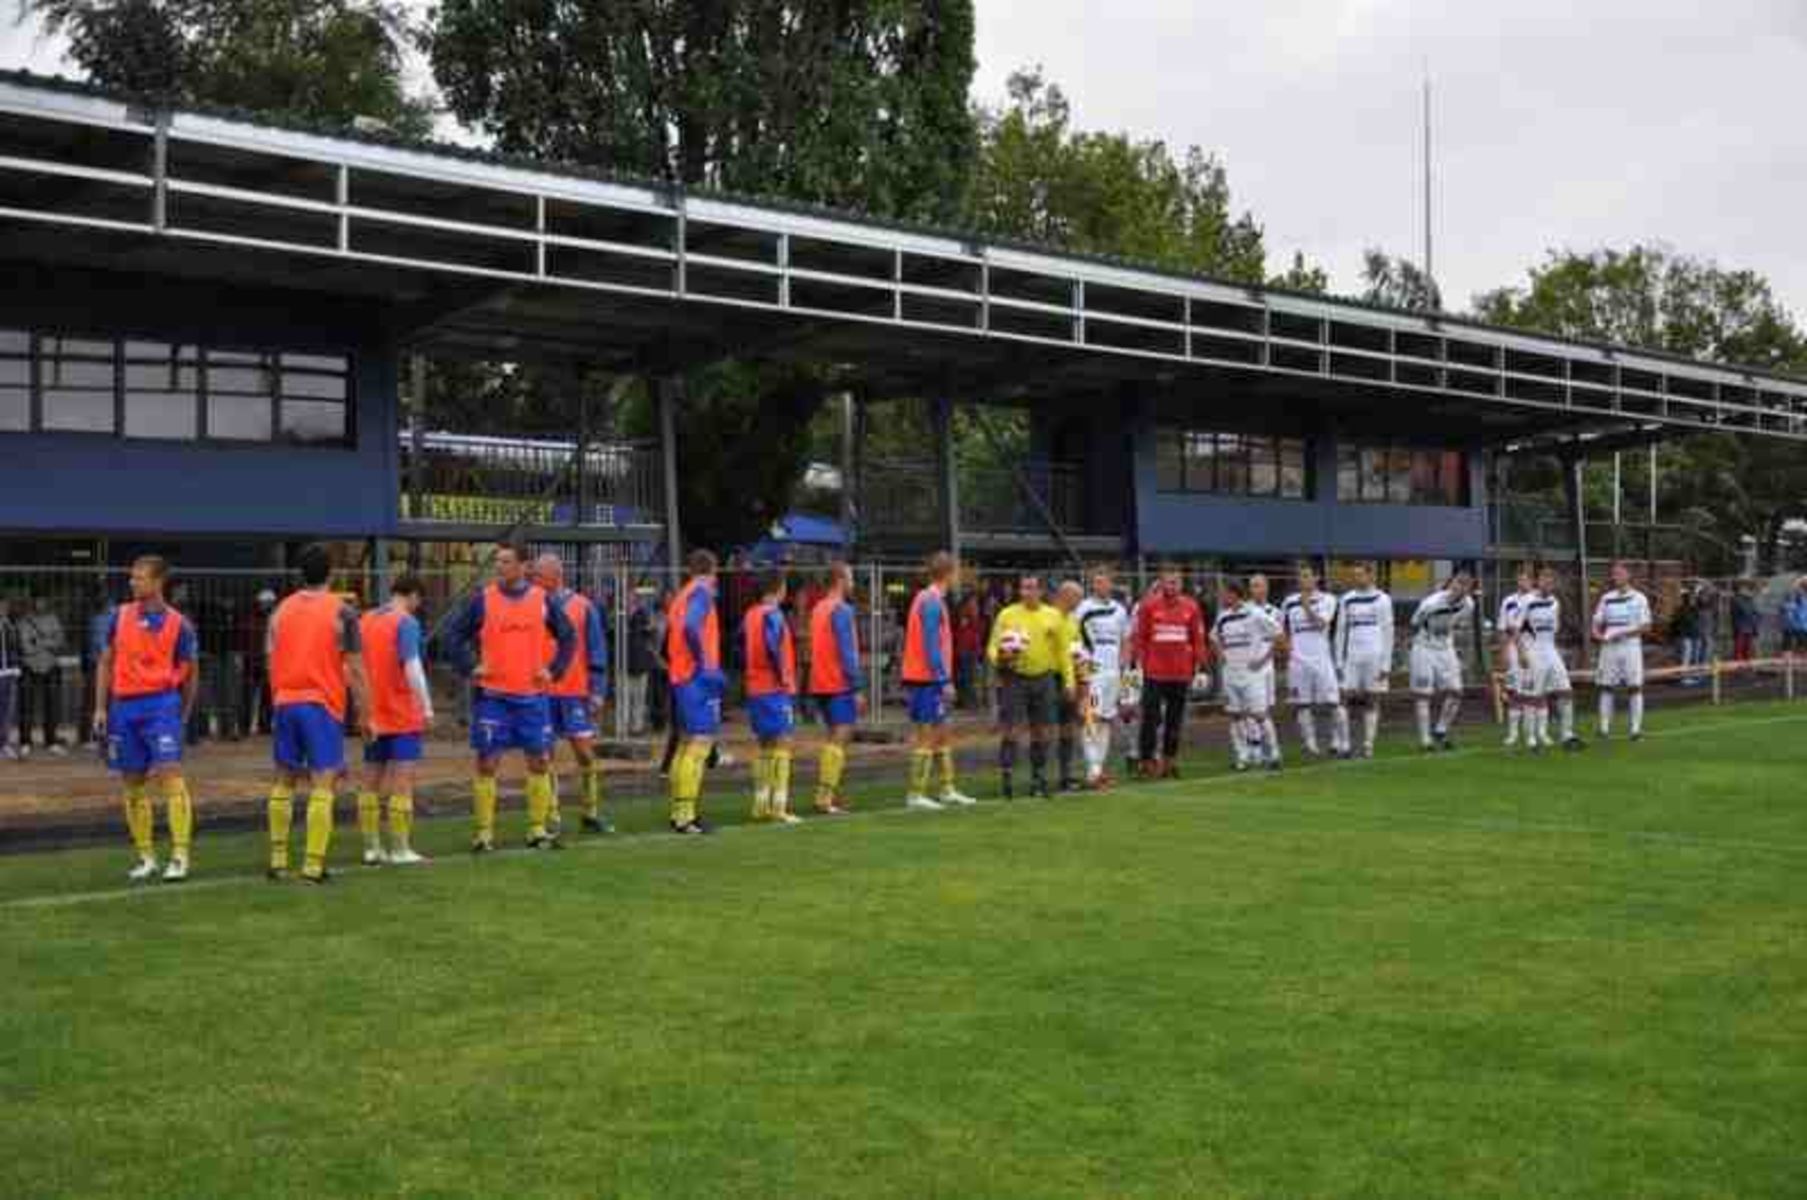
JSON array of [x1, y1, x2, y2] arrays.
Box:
[[1280, 591, 1337, 665], [1497, 590, 1534, 668], [1334, 588, 1394, 667], [1073, 596, 1131, 675], [1213, 602, 1280, 674], [1519, 593, 1564, 662], [1411, 588, 1473, 651], [1592, 588, 1652, 643]]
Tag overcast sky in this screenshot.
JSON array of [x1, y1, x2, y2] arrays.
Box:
[[4, 1, 1804, 317]]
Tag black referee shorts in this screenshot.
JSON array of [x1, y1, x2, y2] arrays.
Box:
[[998, 670, 1058, 727]]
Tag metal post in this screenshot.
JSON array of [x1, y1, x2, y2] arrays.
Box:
[[933, 396, 960, 563], [574, 367, 591, 529], [1786, 653, 1796, 701], [657, 376, 683, 569], [371, 537, 388, 589], [866, 562, 884, 726], [1711, 657, 1723, 706], [839, 390, 857, 552], [613, 559, 630, 741], [1567, 455, 1592, 668]]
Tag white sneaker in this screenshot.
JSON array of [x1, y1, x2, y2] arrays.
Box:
[[939, 790, 977, 807], [0, 746, 17, 761], [387, 847, 429, 866], [161, 857, 189, 883], [47, 744, 68, 758], [127, 857, 160, 883], [362, 847, 388, 866], [904, 793, 944, 812], [774, 810, 803, 826]]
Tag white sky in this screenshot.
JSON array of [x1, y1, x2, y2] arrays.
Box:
[[4, 1, 1805, 317]]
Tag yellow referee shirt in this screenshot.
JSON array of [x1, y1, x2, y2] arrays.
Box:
[[987, 602, 1076, 690]]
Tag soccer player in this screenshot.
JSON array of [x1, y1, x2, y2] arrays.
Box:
[[356, 575, 434, 867], [806, 562, 862, 814], [1052, 580, 1086, 791], [1496, 566, 1536, 748], [1409, 570, 1475, 751], [1246, 574, 1285, 763], [92, 555, 197, 883], [1212, 578, 1282, 771], [987, 574, 1076, 799], [1334, 562, 1394, 758], [534, 553, 611, 835], [1130, 565, 1206, 777], [1073, 567, 1131, 788], [1593, 560, 1653, 741], [1281, 565, 1347, 758], [1520, 565, 1585, 752], [665, 550, 725, 834], [267, 545, 373, 883], [901, 551, 973, 810], [743, 572, 801, 824], [446, 544, 575, 852]]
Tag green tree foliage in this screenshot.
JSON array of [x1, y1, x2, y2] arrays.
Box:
[[966, 69, 1269, 282], [1268, 251, 1329, 295], [1477, 246, 1807, 571], [426, 0, 976, 224], [1359, 249, 1441, 313], [29, 0, 433, 135]]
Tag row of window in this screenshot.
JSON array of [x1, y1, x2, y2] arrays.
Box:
[[0, 332, 352, 446], [1155, 428, 1469, 507]]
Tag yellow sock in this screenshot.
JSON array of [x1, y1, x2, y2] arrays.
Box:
[[910, 749, 934, 795], [387, 793, 413, 848], [938, 748, 957, 796], [357, 791, 381, 851], [303, 788, 334, 877], [268, 786, 294, 870], [526, 772, 552, 838], [752, 748, 772, 818], [162, 776, 193, 858], [582, 763, 604, 819], [816, 743, 845, 806], [123, 783, 153, 858], [472, 776, 498, 844], [772, 747, 793, 814], [544, 770, 562, 832], [671, 743, 703, 825]]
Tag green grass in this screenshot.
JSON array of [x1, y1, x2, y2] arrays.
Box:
[[3, 703, 1805, 1199]]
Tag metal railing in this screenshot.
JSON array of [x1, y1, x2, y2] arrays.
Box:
[[860, 460, 1092, 538], [398, 433, 664, 531]]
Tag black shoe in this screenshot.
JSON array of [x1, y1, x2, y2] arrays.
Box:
[[1333, 749, 1353, 761], [1265, 760, 1283, 772], [1059, 778, 1082, 793], [266, 866, 289, 882], [1438, 736, 1457, 752], [1029, 778, 1051, 799], [526, 833, 563, 851], [302, 869, 331, 885], [1165, 762, 1181, 780], [1421, 743, 1437, 753], [1000, 775, 1014, 801], [670, 819, 712, 836], [470, 838, 494, 855], [1563, 737, 1587, 752], [581, 814, 614, 834], [1629, 731, 1644, 742]]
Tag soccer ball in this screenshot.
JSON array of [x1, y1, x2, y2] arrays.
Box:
[[997, 628, 1030, 660], [1069, 641, 1093, 681], [1188, 669, 1213, 699]]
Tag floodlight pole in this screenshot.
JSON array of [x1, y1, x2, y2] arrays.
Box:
[[1565, 453, 1592, 668], [657, 375, 683, 568]]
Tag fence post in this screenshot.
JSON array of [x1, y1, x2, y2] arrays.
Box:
[[1710, 658, 1722, 706], [613, 559, 630, 742], [867, 562, 883, 727], [1787, 653, 1796, 701]]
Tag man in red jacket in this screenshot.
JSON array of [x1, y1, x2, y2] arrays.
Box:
[[1130, 564, 1207, 778]]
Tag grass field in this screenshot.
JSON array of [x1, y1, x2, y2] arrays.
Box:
[[3, 702, 1805, 1199]]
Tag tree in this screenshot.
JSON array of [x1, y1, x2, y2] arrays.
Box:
[[28, 0, 433, 136], [966, 69, 1268, 281], [1359, 249, 1441, 313], [1476, 246, 1807, 572], [1268, 251, 1329, 295]]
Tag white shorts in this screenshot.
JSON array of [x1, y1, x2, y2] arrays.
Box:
[[1287, 657, 1340, 706], [1340, 654, 1390, 695], [1596, 640, 1645, 689], [1260, 663, 1276, 709], [1222, 669, 1270, 715], [1410, 644, 1462, 695], [1501, 650, 1524, 695], [1523, 654, 1572, 698], [1089, 673, 1122, 719]]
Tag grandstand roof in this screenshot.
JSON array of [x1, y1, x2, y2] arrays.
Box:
[[2, 69, 1804, 446]]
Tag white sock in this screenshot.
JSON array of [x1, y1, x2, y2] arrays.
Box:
[[1362, 705, 1380, 750], [1331, 706, 1351, 753], [1415, 699, 1433, 746], [1505, 706, 1521, 745], [1261, 716, 1282, 762], [1438, 695, 1461, 735], [1629, 692, 1644, 735], [1532, 706, 1550, 745], [1558, 696, 1575, 741], [1230, 721, 1248, 766], [1297, 709, 1319, 754], [1599, 692, 1615, 735]]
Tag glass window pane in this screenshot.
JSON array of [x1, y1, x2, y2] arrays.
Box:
[[283, 353, 349, 372], [1184, 432, 1218, 492], [280, 400, 347, 444], [125, 392, 198, 439], [123, 340, 174, 359], [208, 349, 268, 366], [208, 393, 271, 440], [1359, 446, 1386, 501], [45, 336, 112, 358], [280, 371, 347, 400], [42, 389, 116, 432], [0, 387, 27, 431], [1218, 434, 1249, 495], [1280, 439, 1307, 499], [1384, 449, 1411, 504], [209, 366, 274, 394], [42, 359, 115, 388], [1156, 429, 1183, 491], [1248, 436, 1278, 497], [0, 330, 27, 353], [1411, 450, 1440, 504], [1337, 444, 1359, 500], [126, 363, 201, 391], [1440, 451, 1465, 504], [0, 358, 27, 386]]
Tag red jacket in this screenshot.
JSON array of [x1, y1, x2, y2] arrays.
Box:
[[1132, 590, 1207, 682]]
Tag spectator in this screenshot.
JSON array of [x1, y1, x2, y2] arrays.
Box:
[[236, 589, 276, 735], [1671, 585, 1701, 684], [623, 595, 656, 736], [1731, 580, 1761, 663], [0, 597, 19, 759], [17, 595, 68, 755], [81, 586, 115, 747], [953, 593, 983, 708], [1695, 580, 1719, 665], [1783, 576, 1807, 655]]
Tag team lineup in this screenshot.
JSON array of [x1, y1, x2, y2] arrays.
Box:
[[92, 547, 1654, 883]]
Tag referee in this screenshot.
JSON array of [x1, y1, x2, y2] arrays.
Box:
[[986, 575, 1075, 799]]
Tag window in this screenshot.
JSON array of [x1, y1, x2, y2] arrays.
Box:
[[0, 330, 352, 447], [1156, 428, 1311, 499], [1337, 442, 1469, 506]]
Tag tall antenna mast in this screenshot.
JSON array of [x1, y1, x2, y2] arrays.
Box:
[[1422, 66, 1435, 303]]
